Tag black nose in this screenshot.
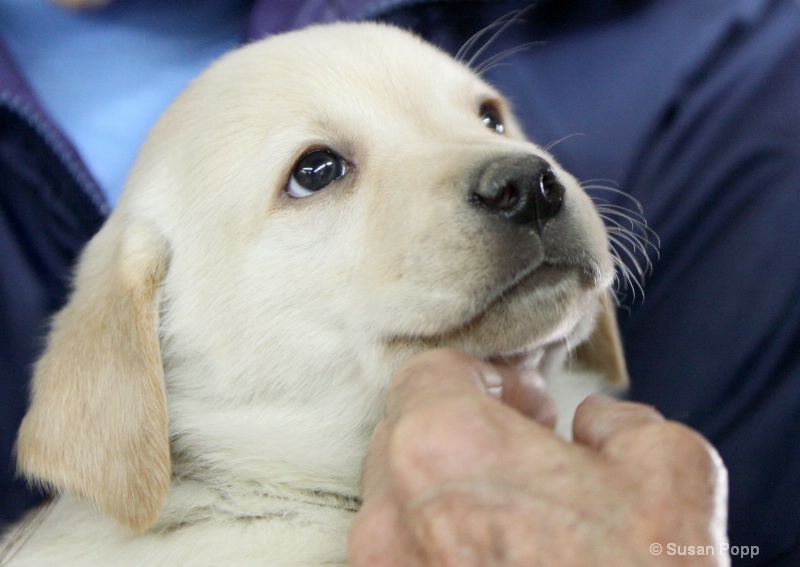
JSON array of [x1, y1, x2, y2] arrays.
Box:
[[469, 155, 565, 233]]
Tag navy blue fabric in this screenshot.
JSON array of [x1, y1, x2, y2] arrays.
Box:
[[2, 0, 799, 564]]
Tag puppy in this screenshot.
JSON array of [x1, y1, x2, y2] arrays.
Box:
[[1, 23, 627, 566]]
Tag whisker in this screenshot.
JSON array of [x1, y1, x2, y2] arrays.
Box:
[[594, 202, 648, 219], [608, 243, 645, 302], [583, 181, 661, 299], [462, 4, 539, 70], [597, 213, 651, 241], [581, 183, 646, 215], [606, 227, 654, 275], [472, 42, 542, 75], [602, 242, 640, 305], [466, 10, 524, 68], [599, 213, 648, 248], [455, 17, 511, 63], [595, 207, 661, 255], [615, 263, 643, 304], [543, 132, 587, 152], [607, 234, 649, 288], [610, 261, 634, 302], [595, 205, 653, 233], [580, 178, 620, 186], [586, 181, 660, 304]]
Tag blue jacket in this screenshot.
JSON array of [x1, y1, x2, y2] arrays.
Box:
[[2, 1, 799, 564]]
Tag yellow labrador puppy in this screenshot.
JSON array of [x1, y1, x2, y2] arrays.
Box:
[[2, 23, 627, 567]]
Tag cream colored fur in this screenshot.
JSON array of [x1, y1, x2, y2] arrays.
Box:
[[2, 23, 627, 566]]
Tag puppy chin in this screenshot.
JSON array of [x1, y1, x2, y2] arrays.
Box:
[[385, 266, 603, 362]]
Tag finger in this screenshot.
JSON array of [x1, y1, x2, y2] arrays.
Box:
[[572, 395, 665, 451], [388, 349, 556, 427], [386, 349, 497, 424], [493, 359, 556, 429], [385, 389, 564, 498], [361, 420, 392, 502], [385, 349, 565, 494], [349, 497, 424, 567]]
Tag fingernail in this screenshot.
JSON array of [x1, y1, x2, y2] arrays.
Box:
[[478, 367, 503, 399]]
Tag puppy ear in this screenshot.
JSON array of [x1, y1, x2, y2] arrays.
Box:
[[573, 292, 629, 387], [16, 215, 171, 532]]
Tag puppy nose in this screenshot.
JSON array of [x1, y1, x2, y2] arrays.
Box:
[[469, 155, 565, 233]]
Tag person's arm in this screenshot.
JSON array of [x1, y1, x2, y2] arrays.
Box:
[[349, 349, 729, 567]]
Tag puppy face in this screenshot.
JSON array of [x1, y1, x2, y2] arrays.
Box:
[[145, 23, 613, 369], [17, 23, 623, 531]]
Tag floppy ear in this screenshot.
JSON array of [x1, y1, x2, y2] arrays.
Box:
[[573, 291, 629, 387], [16, 215, 171, 532]]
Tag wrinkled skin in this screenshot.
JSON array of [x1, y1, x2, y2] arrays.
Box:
[[349, 349, 730, 567]]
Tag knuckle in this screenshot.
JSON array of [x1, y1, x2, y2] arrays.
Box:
[[388, 398, 503, 487], [650, 422, 715, 464], [624, 421, 722, 484]]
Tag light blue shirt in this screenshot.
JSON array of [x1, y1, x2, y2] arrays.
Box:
[[0, 0, 250, 205]]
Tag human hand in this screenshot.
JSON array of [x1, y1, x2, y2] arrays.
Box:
[[348, 349, 729, 567]]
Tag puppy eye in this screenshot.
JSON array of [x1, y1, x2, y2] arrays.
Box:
[[480, 102, 505, 135], [287, 149, 347, 198]]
